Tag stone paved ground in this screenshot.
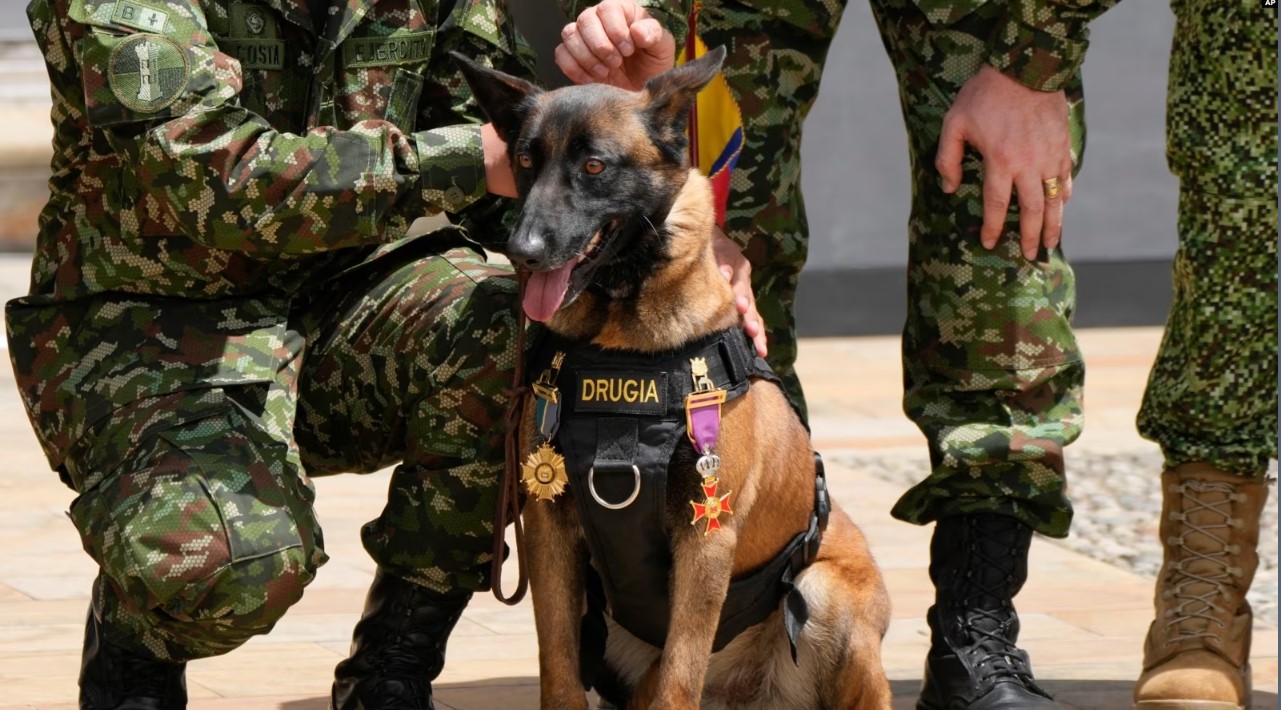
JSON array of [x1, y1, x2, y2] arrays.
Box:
[[0, 265, 1274, 709], [836, 453, 1279, 625]]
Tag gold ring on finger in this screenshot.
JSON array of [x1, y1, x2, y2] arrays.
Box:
[[1042, 177, 1062, 200]]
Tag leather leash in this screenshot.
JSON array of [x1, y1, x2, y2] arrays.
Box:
[[491, 271, 529, 605]]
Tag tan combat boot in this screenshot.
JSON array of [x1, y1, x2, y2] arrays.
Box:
[[1134, 463, 1271, 710]]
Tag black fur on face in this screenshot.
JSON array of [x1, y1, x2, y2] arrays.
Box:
[[453, 48, 726, 308]]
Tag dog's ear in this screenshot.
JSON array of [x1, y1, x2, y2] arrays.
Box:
[[452, 51, 542, 144], [642, 45, 726, 136]]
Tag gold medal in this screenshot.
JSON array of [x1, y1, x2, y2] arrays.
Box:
[[521, 442, 568, 502]]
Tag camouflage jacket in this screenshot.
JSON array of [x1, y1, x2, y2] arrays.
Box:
[[8, 0, 531, 469], [562, 0, 1121, 92]]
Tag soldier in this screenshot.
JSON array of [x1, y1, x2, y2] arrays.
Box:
[[9, 0, 538, 707], [1132, 2, 1277, 708], [867, 0, 1129, 706]]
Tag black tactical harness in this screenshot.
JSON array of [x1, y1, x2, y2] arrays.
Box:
[[526, 327, 831, 676]]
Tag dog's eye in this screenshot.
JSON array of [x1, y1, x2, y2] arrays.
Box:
[[516, 153, 533, 169], [583, 159, 606, 175]]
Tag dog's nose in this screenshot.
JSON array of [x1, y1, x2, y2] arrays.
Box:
[[507, 232, 548, 270]]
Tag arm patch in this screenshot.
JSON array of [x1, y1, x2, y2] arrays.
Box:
[[107, 33, 190, 114]]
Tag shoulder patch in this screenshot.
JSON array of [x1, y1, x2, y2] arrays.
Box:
[[108, 33, 189, 113]]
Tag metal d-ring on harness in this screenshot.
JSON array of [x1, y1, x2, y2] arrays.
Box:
[[588, 464, 642, 509]]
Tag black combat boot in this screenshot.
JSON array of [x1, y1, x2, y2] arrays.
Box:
[[917, 513, 1060, 710], [331, 569, 472, 709], [79, 604, 187, 710]]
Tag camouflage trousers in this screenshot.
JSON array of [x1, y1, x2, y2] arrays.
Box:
[[1136, 0, 1279, 479], [1137, 188, 1279, 478], [696, 0, 849, 418], [66, 244, 518, 661], [871, 0, 1087, 538]]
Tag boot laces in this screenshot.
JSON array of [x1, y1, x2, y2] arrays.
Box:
[[1163, 479, 1242, 646], [954, 523, 1037, 689], [960, 612, 1035, 686]]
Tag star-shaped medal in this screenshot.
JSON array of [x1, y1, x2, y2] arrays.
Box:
[[521, 442, 568, 502], [690, 476, 733, 536]]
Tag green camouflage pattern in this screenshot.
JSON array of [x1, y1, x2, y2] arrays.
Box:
[[909, 0, 1119, 91], [294, 244, 519, 595], [11, 0, 533, 466], [67, 245, 517, 661], [1163, 0, 1275, 197], [72, 388, 326, 661], [871, 0, 1095, 538], [982, 0, 1121, 92], [12, 0, 535, 660], [1136, 0, 1279, 479], [561, 0, 850, 416]]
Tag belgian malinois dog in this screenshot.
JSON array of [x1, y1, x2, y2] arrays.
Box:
[[456, 48, 892, 710]]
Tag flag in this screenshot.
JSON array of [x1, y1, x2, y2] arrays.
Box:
[[679, 2, 743, 227]]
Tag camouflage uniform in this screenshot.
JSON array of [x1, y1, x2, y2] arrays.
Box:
[[869, 0, 1117, 538], [1136, 0, 1279, 478], [561, 0, 849, 416], [9, 0, 536, 661]]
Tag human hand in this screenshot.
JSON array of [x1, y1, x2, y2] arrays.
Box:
[[482, 123, 517, 198], [555, 0, 676, 91], [711, 226, 767, 358], [935, 64, 1074, 260]]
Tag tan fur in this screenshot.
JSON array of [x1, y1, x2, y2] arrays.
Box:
[[522, 173, 891, 709]]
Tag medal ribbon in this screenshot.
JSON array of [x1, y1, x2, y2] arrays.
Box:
[[532, 352, 565, 441], [533, 383, 560, 440], [685, 389, 727, 454]]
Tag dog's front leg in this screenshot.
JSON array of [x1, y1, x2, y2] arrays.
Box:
[[631, 525, 738, 710], [525, 498, 590, 710]]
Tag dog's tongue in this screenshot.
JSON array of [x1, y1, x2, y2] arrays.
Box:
[[523, 261, 575, 322]]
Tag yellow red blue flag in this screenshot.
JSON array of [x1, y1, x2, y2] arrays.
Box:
[[679, 2, 743, 227]]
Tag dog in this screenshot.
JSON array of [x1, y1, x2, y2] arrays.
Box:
[[456, 48, 892, 710]]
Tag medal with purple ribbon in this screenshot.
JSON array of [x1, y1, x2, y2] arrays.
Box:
[[686, 357, 732, 535]]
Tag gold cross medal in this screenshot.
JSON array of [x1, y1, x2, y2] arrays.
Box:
[[522, 352, 568, 502], [685, 355, 731, 535], [690, 476, 733, 535]]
